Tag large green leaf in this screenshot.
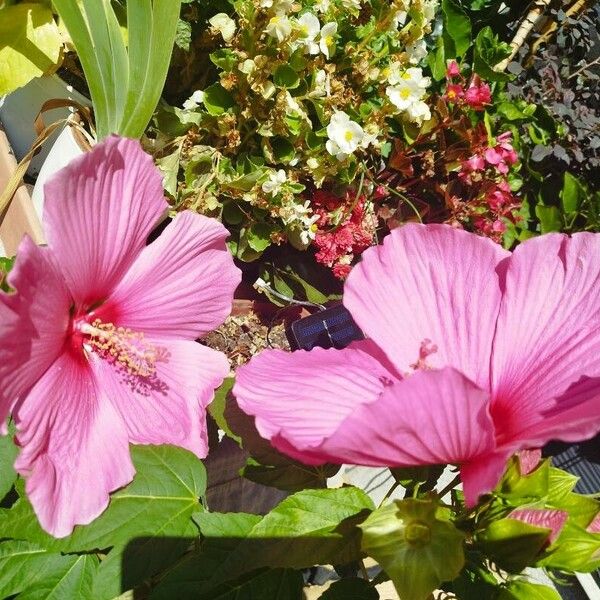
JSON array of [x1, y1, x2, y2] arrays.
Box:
[[0, 433, 17, 502], [0, 3, 63, 95], [498, 580, 561, 600], [539, 522, 600, 572], [360, 498, 465, 600], [0, 540, 98, 600], [561, 172, 586, 215], [473, 26, 512, 82], [442, 0, 472, 57], [119, 0, 182, 138], [0, 445, 206, 552], [153, 487, 374, 599], [476, 517, 550, 572]]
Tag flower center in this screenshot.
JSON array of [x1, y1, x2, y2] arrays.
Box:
[[79, 318, 165, 377], [344, 130, 354, 142]]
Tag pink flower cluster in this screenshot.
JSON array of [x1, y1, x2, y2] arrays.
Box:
[[454, 129, 521, 241], [311, 190, 376, 280], [444, 61, 491, 111]]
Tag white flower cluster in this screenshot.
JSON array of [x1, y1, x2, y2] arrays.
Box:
[[385, 66, 431, 124]]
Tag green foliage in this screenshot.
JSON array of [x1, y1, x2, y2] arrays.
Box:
[[473, 26, 511, 82], [442, 0, 472, 57], [360, 498, 465, 600], [0, 433, 17, 504], [153, 487, 373, 598], [52, 0, 182, 139], [498, 580, 561, 600], [0, 3, 63, 95]]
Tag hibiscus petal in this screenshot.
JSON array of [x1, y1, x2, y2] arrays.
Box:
[[460, 451, 511, 507], [509, 509, 568, 544], [0, 238, 70, 428], [234, 340, 395, 454], [97, 212, 241, 339], [236, 342, 496, 469], [491, 234, 600, 440], [312, 367, 496, 467], [43, 136, 167, 307], [13, 351, 134, 538], [344, 224, 509, 389], [508, 379, 600, 448], [90, 339, 229, 458]]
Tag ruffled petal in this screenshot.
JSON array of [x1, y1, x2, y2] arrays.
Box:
[[13, 351, 134, 538], [234, 340, 395, 454], [311, 367, 496, 467], [505, 377, 600, 449], [90, 340, 229, 458], [96, 212, 240, 339], [491, 233, 600, 438], [344, 224, 509, 389], [0, 238, 70, 428], [43, 136, 167, 308], [236, 342, 496, 469]]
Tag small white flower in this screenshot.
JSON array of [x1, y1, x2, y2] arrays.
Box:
[[295, 12, 321, 54], [266, 15, 293, 41], [360, 131, 378, 148], [406, 100, 432, 124], [390, 10, 407, 29], [319, 22, 337, 58], [314, 0, 330, 12], [406, 39, 428, 65], [326, 111, 364, 161], [309, 69, 330, 97], [260, 0, 294, 13], [183, 90, 205, 110], [262, 169, 287, 196], [299, 215, 319, 245], [239, 59, 256, 74], [306, 157, 319, 169], [386, 84, 420, 111], [209, 13, 237, 42], [422, 0, 438, 23]]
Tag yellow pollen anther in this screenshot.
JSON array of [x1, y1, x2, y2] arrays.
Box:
[[344, 130, 354, 141], [83, 319, 162, 377]]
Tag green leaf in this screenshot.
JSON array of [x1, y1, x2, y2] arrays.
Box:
[[210, 49, 238, 72], [496, 457, 549, 503], [154, 488, 374, 598], [175, 19, 192, 51], [271, 137, 296, 163], [561, 171, 586, 215], [156, 144, 183, 197], [498, 580, 561, 600], [360, 498, 465, 600], [428, 36, 447, 81], [0, 433, 18, 502], [319, 578, 378, 599], [0, 540, 97, 600], [0, 445, 205, 552], [442, 0, 471, 57], [208, 378, 240, 444], [473, 26, 512, 82], [247, 223, 275, 252], [535, 205, 562, 234], [273, 64, 300, 89], [119, 0, 183, 138], [0, 3, 63, 95], [539, 522, 600, 572], [200, 83, 235, 116], [204, 569, 304, 600], [476, 518, 550, 572]]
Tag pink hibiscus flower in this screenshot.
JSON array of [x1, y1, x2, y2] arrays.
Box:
[[234, 224, 600, 506], [0, 136, 240, 537]]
